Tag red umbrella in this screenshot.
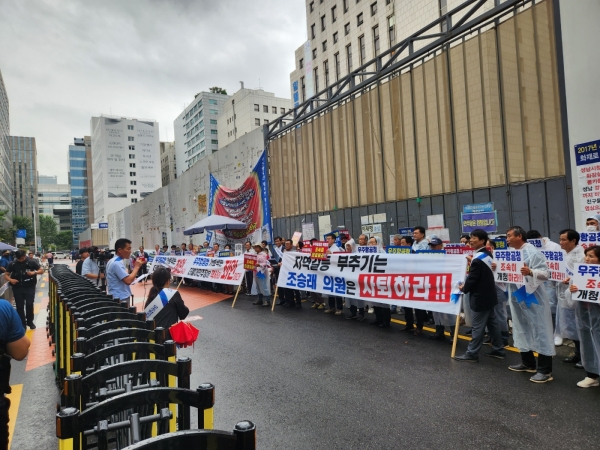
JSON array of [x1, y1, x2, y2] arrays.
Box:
[[169, 321, 200, 348]]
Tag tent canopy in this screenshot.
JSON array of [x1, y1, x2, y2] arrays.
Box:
[[183, 214, 247, 236]]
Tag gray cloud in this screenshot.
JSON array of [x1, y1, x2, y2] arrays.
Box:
[[0, 0, 306, 183]]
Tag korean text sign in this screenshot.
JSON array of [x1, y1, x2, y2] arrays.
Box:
[[277, 252, 467, 314], [150, 255, 245, 286], [572, 263, 600, 303], [493, 249, 524, 284], [310, 241, 329, 260], [540, 250, 567, 282]]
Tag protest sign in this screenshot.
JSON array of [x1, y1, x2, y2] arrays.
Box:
[[493, 249, 524, 284], [540, 249, 567, 282], [292, 231, 302, 246], [310, 241, 328, 260], [243, 254, 257, 270], [572, 263, 600, 303], [386, 246, 411, 255], [357, 246, 378, 254], [574, 139, 600, 218], [528, 239, 544, 249], [277, 252, 467, 314], [302, 222, 315, 240], [579, 231, 600, 249], [150, 255, 245, 285]]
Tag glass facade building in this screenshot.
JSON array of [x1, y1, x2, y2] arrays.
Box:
[[0, 71, 12, 226], [10, 136, 38, 228], [69, 137, 91, 246]]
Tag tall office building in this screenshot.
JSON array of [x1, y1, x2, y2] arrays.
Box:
[[9, 136, 38, 226], [37, 175, 71, 232], [173, 91, 229, 176], [217, 86, 292, 148], [69, 137, 94, 246], [0, 71, 12, 226], [91, 115, 162, 222], [160, 141, 177, 187]]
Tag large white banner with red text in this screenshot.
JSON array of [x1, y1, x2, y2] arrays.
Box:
[[150, 254, 245, 286], [277, 252, 467, 314]]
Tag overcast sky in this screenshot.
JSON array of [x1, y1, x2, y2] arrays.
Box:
[[0, 0, 306, 184]]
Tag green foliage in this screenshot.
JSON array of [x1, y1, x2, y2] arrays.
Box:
[[208, 87, 227, 95], [39, 214, 58, 249], [55, 231, 73, 250], [10, 216, 34, 245]]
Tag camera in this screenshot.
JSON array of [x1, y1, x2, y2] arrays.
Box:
[[89, 247, 114, 264]]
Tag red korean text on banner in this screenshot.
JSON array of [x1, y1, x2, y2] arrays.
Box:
[[243, 254, 257, 270], [311, 241, 329, 260], [358, 273, 452, 302]]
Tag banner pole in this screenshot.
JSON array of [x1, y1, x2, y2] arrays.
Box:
[[175, 277, 184, 291], [271, 285, 279, 312], [231, 282, 242, 308], [451, 297, 462, 358]]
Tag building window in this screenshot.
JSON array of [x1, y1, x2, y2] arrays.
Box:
[[357, 12, 363, 26], [332, 5, 337, 22], [321, 15, 326, 31], [344, 22, 350, 35], [359, 34, 366, 65], [129, 154, 135, 159], [373, 25, 380, 56], [333, 32, 338, 44], [131, 198, 137, 203], [301, 76, 306, 101], [310, 1, 314, 12], [255, 118, 261, 126], [322, 40, 327, 51], [211, 140, 218, 145], [263, 105, 268, 113], [210, 109, 218, 114], [211, 129, 217, 134], [129, 163, 136, 168], [314, 67, 319, 91], [128, 136, 134, 141], [300, 58, 304, 68], [440, 0, 448, 32], [280, 107, 286, 114], [131, 189, 137, 194], [130, 172, 136, 176], [127, 125, 134, 130], [346, 44, 353, 72], [371, 1, 377, 16], [324, 60, 330, 86], [334, 52, 341, 80], [253, 104, 259, 112], [129, 145, 135, 150], [264, 119, 269, 124], [312, 48, 317, 59], [388, 15, 395, 46], [131, 180, 137, 185], [209, 99, 218, 105], [311, 23, 316, 39], [343, 0, 349, 13]]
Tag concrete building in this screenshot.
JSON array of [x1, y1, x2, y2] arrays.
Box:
[[217, 86, 292, 149], [90, 115, 162, 222], [160, 141, 177, 186], [9, 136, 38, 226], [174, 91, 229, 176], [0, 71, 11, 226], [37, 176, 71, 232], [69, 137, 94, 246]]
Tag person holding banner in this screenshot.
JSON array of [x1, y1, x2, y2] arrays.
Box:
[[344, 238, 366, 321], [485, 239, 510, 347], [428, 238, 456, 341], [367, 236, 392, 328], [324, 233, 344, 315], [144, 267, 189, 340], [252, 244, 272, 307], [243, 242, 255, 295], [505, 227, 555, 383], [281, 239, 302, 308], [556, 230, 585, 365], [568, 245, 600, 388], [454, 229, 505, 362]]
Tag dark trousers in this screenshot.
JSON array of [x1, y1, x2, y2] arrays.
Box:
[[467, 308, 503, 355], [13, 286, 35, 328], [349, 305, 365, 316], [521, 351, 553, 374], [328, 296, 343, 310], [374, 306, 391, 325], [0, 396, 9, 450], [244, 271, 253, 294], [404, 308, 428, 329], [574, 339, 581, 358], [283, 288, 301, 305]]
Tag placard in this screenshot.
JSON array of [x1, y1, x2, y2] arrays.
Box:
[[310, 241, 329, 260], [574, 139, 600, 217], [398, 228, 413, 235], [427, 214, 444, 229], [528, 239, 544, 249], [386, 246, 411, 254], [243, 254, 257, 270], [461, 212, 498, 233], [572, 263, 600, 303], [292, 231, 302, 246], [357, 246, 378, 254], [463, 202, 494, 213], [579, 231, 600, 249], [540, 249, 567, 282], [301, 222, 315, 240], [493, 249, 524, 284], [150, 255, 245, 285], [361, 224, 382, 234]]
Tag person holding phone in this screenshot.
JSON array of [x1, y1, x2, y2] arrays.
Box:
[[4, 250, 43, 329]]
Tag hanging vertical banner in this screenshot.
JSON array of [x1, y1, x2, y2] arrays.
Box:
[[574, 139, 600, 217], [208, 151, 273, 245]]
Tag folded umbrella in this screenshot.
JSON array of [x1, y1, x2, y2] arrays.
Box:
[[169, 321, 200, 348]]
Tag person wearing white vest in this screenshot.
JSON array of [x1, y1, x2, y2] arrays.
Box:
[[144, 267, 189, 340]]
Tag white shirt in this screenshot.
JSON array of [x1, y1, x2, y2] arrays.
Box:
[[81, 258, 99, 277]]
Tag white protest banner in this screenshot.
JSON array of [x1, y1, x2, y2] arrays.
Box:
[[578, 231, 600, 249], [150, 254, 244, 286], [572, 263, 600, 303], [540, 249, 567, 282], [493, 249, 525, 284], [277, 252, 467, 314], [528, 239, 544, 249], [302, 222, 315, 240]]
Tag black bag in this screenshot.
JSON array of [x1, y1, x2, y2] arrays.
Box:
[[7, 260, 38, 288]]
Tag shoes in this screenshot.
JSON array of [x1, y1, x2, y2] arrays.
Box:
[[401, 325, 415, 332], [575, 362, 584, 369], [503, 340, 510, 348], [379, 322, 390, 328], [577, 377, 600, 388], [276, 301, 286, 306], [508, 364, 536, 373], [317, 304, 325, 310], [334, 310, 342, 315], [429, 333, 446, 341], [483, 337, 491, 345], [368, 307, 374, 314], [261, 301, 270, 307], [346, 314, 358, 320], [324, 308, 335, 314], [27, 322, 36, 330], [483, 350, 506, 359], [252, 299, 262, 305], [453, 353, 479, 362], [554, 336, 563, 346], [295, 303, 302, 309], [563, 354, 581, 364], [311, 303, 319, 309], [530, 372, 553, 383], [356, 314, 365, 322], [464, 329, 473, 336], [369, 320, 381, 325], [413, 328, 423, 336]]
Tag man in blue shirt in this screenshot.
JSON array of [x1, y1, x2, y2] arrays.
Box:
[[0, 299, 30, 447], [106, 238, 143, 303], [0, 252, 13, 305]]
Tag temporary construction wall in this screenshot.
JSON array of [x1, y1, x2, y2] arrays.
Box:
[[107, 128, 264, 249]]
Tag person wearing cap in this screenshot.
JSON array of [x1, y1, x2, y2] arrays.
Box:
[[76, 248, 89, 275], [586, 215, 600, 231], [429, 237, 443, 250]]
